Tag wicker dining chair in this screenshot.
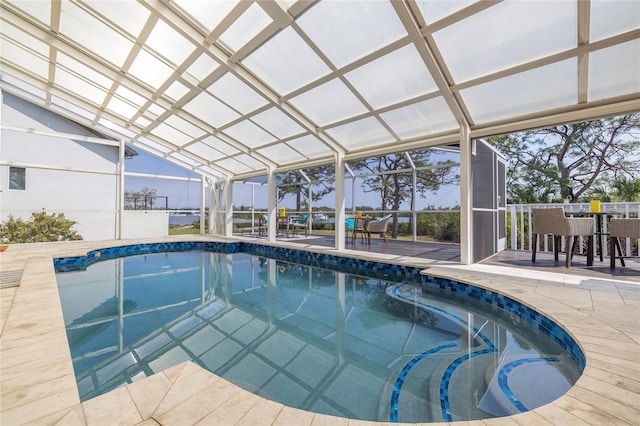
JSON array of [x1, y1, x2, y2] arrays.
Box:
[[609, 218, 640, 269], [367, 214, 392, 243], [531, 207, 594, 267]]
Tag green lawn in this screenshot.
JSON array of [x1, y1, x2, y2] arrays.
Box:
[[169, 227, 200, 235]]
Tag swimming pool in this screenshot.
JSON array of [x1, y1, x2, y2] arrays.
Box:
[[55, 242, 584, 423]]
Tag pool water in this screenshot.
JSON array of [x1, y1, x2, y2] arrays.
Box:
[[56, 251, 582, 423]]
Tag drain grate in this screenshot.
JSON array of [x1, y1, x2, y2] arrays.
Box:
[[0, 270, 23, 289]]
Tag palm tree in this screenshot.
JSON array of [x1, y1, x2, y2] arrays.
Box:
[[587, 186, 611, 202], [612, 177, 640, 202]]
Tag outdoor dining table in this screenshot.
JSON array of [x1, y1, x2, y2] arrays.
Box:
[[277, 214, 300, 238], [569, 210, 625, 265], [352, 216, 371, 244]]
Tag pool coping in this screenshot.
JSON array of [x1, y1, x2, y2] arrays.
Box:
[[1, 235, 639, 425]]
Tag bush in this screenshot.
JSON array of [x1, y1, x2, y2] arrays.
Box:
[[0, 211, 83, 243], [192, 219, 209, 229]]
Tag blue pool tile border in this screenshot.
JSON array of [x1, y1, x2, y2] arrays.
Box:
[[498, 357, 560, 413], [53, 241, 585, 371], [420, 274, 586, 370], [53, 241, 241, 272]]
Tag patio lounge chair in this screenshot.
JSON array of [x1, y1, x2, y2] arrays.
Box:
[[609, 218, 640, 269], [531, 207, 594, 267], [367, 214, 392, 243]]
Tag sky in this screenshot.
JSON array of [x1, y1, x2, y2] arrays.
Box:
[[124, 148, 461, 211]]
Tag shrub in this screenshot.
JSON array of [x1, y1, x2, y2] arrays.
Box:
[[0, 211, 83, 243]]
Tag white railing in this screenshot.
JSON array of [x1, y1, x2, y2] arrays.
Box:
[[507, 202, 640, 257]]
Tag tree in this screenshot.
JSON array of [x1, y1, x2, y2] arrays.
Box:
[[125, 187, 158, 210], [140, 187, 157, 209], [611, 177, 640, 202], [124, 190, 143, 209], [351, 150, 458, 238], [488, 114, 640, 203], [277, 166, 335, 211]]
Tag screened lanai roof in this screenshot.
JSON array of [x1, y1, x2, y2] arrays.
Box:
[[1, 0, 639, 181]]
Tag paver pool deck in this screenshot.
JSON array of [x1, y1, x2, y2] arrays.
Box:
[[1, 235, 638, 425]]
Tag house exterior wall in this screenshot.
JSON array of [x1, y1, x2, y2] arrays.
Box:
[[1, 91, 120, 241]]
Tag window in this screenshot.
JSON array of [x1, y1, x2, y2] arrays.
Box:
[[9, 167, 26, 190]]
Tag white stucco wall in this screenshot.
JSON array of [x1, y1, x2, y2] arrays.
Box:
[[1, 92, 121, 240], [0, 92, 185, 241], [122, 211, 169, 239]]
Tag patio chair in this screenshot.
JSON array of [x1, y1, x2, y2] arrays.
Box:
[[258, 213, 268, 237], [289, 214, 309, 237], [531, 207, 594, 267], [345, 217, 368, 243], [609, 218, 640, 269], [367, 214, 392, 243]]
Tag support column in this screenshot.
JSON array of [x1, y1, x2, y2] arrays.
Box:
[[459, 123, 473, 265], [206, 177, 214, 234], [210, 178, 228, 235], [335, 151, 346, 250], [224, 179, 233, 236], [200, 175, 206, 234], [267, 167, 277, 241], [117, 139, 125, 239]]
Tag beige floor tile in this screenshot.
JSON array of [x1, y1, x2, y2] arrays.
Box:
[[134, 419, 161, 426], [0, 286, 17, 311], [126, 370, 173, 419], [153, 377, 241, 425], [1, 374, 78, 412], [583, 365, 640, 393], [22, 404, 86, 426], [578, 332, 640, 349], [567, 384, 640, 425], [531, 402, 589, 425], [160, 361, 188, 384], [1, 359, 75, 396], [581, 343, 640, 364], [0, 339, 71, 370], [235, 398, 284, 425], [591, 301, 640, 331], [193, 391, 261, 425], [616, 282, 640, 293], [347, 420, 401, 426], [552, 394, 627, 426], [586, 350, 640, 373], [534, 285, 594, 310], [590, 289, 625, 304], [477, 416, 519, 425], [566, 316, 621, 337], [586, 357, 640, 382], [152, 362, 221, 416], [272, 406, 315, 426], [491, 411, 554, 425], [82, 386, 143, 426], [576, 374, 639, 407], [0, 387, 80, 425], [626, 331, 640, 345], [311, 413, 350, 426]]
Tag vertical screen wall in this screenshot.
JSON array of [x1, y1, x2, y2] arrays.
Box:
[[472, 140, 507, 263]]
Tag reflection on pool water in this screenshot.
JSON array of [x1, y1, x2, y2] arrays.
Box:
[[56, 251, 582, 423]]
